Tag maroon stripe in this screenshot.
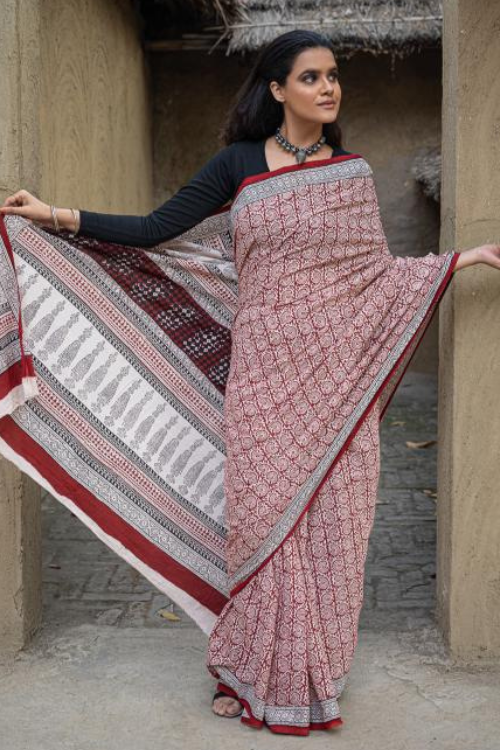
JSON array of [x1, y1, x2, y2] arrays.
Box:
[[65, 235, 232, 394], [0, 414, 229, 616]]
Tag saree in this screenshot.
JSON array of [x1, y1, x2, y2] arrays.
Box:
[[0, 152, 458, 735]]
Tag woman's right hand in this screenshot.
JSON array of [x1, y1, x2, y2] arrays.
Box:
[[0, 190, 52, 227]]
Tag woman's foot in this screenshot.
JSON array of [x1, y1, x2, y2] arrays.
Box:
[[212, 691, 244, 718]]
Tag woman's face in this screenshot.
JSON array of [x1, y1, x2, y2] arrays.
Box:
[[270, 46, 341, 125]]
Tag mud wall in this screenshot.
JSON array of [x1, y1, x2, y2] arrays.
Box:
[[0, 0, 153, 655], [40, 0, 154, 213]]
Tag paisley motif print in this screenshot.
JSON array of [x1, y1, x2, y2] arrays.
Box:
[[206, 155, 458, 733]]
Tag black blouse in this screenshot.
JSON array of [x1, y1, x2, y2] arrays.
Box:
[[79, 139, 351, 248]]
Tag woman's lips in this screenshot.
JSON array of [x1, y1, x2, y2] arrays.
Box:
[[318, 101, 335, 108]]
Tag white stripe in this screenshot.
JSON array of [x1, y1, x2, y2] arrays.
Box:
[[0, 377, 38, 418], [0, 436, 218, 636]]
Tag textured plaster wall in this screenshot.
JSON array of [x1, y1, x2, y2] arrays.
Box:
[[0, 0, 153, 654], [40, 0, 154, 213], [438, 0, 500, 657], [152, 50, 442, 372], [0, 0, 44, 656], [0, 0, 43, 197]]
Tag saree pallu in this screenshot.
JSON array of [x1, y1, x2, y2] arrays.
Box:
[[0, 153, 459, 735]]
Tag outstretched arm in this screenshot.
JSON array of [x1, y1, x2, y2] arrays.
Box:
[[453, 244, 500, 272], [0, 144, 239, 248]]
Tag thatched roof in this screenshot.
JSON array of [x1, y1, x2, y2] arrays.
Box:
[[139, 0, 442, 56], [224, 0, 443, 57], [137, 0, 231, 47], [411, 148, 441, 202]]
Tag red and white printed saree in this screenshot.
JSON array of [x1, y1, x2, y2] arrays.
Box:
[[0, 153, 458, 735]]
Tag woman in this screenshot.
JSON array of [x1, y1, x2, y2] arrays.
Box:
[[1, 30, 499, 736]]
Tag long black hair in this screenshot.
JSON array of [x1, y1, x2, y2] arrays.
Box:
[[220, 30, 342, 149]]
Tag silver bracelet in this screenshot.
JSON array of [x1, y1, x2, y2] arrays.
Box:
[[70, 208, 80, 235], [50, 204, 60, 232]]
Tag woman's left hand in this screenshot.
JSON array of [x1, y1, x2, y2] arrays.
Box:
[[454, 244, 500, 272], [476, 243, 500, 270]]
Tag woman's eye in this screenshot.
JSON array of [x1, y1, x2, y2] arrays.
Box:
[[303, 72, 339, 83]]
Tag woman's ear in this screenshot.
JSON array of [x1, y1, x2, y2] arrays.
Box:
[[269, 81, 285, 104]]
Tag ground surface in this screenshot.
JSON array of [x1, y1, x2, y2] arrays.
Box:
[[1, 371, 499, 749]]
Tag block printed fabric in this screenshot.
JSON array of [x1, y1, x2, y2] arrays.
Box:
[[0, 154, 459, 734]]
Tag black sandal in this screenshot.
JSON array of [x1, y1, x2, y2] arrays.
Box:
[[212, 690, 244, 718]]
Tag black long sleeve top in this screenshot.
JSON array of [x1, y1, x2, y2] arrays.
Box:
[[78, 139, 351, 248]]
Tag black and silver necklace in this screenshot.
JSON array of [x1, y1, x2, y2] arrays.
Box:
[[274, 127, 326, 164]]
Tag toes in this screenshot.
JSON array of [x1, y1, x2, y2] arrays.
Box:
[[225, 699, 242, 715], [212, 697, 227, 715], [213, 696, 242, 716]]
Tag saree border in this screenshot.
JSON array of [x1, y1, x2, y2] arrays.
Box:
[[229, 249, 460, 596], [229, 154, 368, 235], [233, 151, 363, 199], [214, 668, 345, 734], [0, 216, 37, 398], [0, 415, 228, 624], [16, 378, 228, 575]]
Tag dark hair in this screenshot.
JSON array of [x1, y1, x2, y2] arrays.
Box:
[[220, 30, 342, 149]]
